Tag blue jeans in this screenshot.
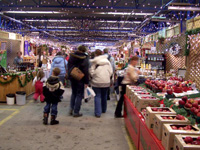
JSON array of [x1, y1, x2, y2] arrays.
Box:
[[44, 103, 58, 116], [59, 76, 65, 85], [70, 81, 84, 115], [93, 87, 108, 116]]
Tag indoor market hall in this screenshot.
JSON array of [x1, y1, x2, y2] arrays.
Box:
[[1, 0, 200, 150]]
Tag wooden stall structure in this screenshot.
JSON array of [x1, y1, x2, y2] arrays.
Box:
[[0, 72, 36, 102], [185, 16, 200, 89]]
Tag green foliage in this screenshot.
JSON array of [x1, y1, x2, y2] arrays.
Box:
[[185, 27, 200, 56]]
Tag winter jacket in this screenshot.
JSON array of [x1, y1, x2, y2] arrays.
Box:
[[50, 55, 68, 77], [104, 54, 116, 72], [68, 51, 89, 84], [43, 76, 64, 104], [89, 55, 113, 88], [122, 65, 139, 85]]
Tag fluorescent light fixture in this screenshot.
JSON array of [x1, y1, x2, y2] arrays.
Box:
[[24, 19, 69, 22], [44, 26, 75, 29], [3, 11, 62, 14], [96, 12, 154, 16], [99, 27, 133, 30], [152, 16, 166, 19], [168, 6, 200, 11], [97, 20, 141, 24]]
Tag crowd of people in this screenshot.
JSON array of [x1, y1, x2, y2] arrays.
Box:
[[32, 45, 140, 125]]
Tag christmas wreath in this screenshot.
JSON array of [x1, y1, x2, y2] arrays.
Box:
[[169, 43, 181, 55]]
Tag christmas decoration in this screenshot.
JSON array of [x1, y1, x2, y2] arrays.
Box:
[[169, 43, 181, 55], [185, 27, 200, 56]]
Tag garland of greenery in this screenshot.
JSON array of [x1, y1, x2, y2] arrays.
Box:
[[139, 83, 197, 125], [185, 27, 200, 56], [18, 72, 34, 87], [0, 71, 34, 87], [0, 75, 17, 85]]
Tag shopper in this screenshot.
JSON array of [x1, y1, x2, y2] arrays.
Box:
[[90, 49, 113, 118], [32, 70, 47, 103], [13, 51, 23, 67], [68, 45, 89, 117], [135, 51, 141, 58], [50, 52, 68, 85], [103, 48, 115, 100], [43, 68, 64, 125], [115, 56, 141, 118]]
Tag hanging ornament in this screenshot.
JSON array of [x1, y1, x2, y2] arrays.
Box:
[[169, 43, 181, 55], [3, 76, 7, 80]]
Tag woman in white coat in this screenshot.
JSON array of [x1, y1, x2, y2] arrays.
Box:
[[89, 49, 113, 118]]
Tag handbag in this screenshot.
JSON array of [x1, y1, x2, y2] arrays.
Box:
[[70, 67, 85, 81]]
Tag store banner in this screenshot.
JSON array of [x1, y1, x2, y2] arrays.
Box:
[[24, 41, 29, 56]]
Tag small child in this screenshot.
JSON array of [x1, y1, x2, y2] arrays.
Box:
[[43, 67, 64, 125], [32, 70, 47, 103]]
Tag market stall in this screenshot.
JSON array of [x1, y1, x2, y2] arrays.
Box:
[[0, 71, 36, 102]]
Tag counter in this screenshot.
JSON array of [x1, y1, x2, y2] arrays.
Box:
[[0, 71, 36, 102]]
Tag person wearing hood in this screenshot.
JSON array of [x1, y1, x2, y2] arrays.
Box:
[[50, 52, 68, 85], [89, 49, 113, 118], [68, 45, 89, 117]]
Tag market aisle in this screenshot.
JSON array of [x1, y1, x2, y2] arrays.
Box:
[[0, 88, 130, 150]]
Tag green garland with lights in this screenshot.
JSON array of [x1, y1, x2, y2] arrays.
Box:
[[185, 27, 200, 56], [0, 71, 34, 87], [17, 72, 34, 87], [0, 75, 17, 85]]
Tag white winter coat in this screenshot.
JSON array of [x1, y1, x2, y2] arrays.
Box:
[[89, 55, 113, 88]]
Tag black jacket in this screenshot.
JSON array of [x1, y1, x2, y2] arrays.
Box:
[[68, 51, 89, 84], [43, 76, 64, 104]]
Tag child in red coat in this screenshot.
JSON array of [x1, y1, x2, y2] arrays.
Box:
[[32, 70, 47, 102]]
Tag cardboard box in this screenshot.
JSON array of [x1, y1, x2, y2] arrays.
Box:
[[145, 107, 176, 129], [153, 114, 190, 140], [135, 96, 160, 112], [162, 124, 200, 150], [174, 135, 200, 150], [130, 90, 149, 105], [133, 92, 152, 105], [126, 85, 146, 99]]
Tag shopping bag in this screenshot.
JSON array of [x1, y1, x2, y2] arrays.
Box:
[[84, 87, 96, 99]]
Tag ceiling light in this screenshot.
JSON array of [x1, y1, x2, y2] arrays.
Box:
[[97, 20, 141, 24], [3, 11, 62, 14], [168, 6, 200, 11], [99, 27, 133, 30], [24, 19, 70, 22], [96, 12, 154, 16]]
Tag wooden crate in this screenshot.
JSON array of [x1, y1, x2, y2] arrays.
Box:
[[162, 124, 200, 150], [174, 135, 200, 150], [153, 114, 190, 140], [145, 107, 176, 129]]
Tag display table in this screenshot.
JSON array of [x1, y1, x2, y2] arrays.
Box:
[[124, 95, 164, 150], [0, 71, 36, 102]]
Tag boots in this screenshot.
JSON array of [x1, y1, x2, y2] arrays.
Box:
[[43, 113, 49, 125], [50, 115, 59, 125]]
